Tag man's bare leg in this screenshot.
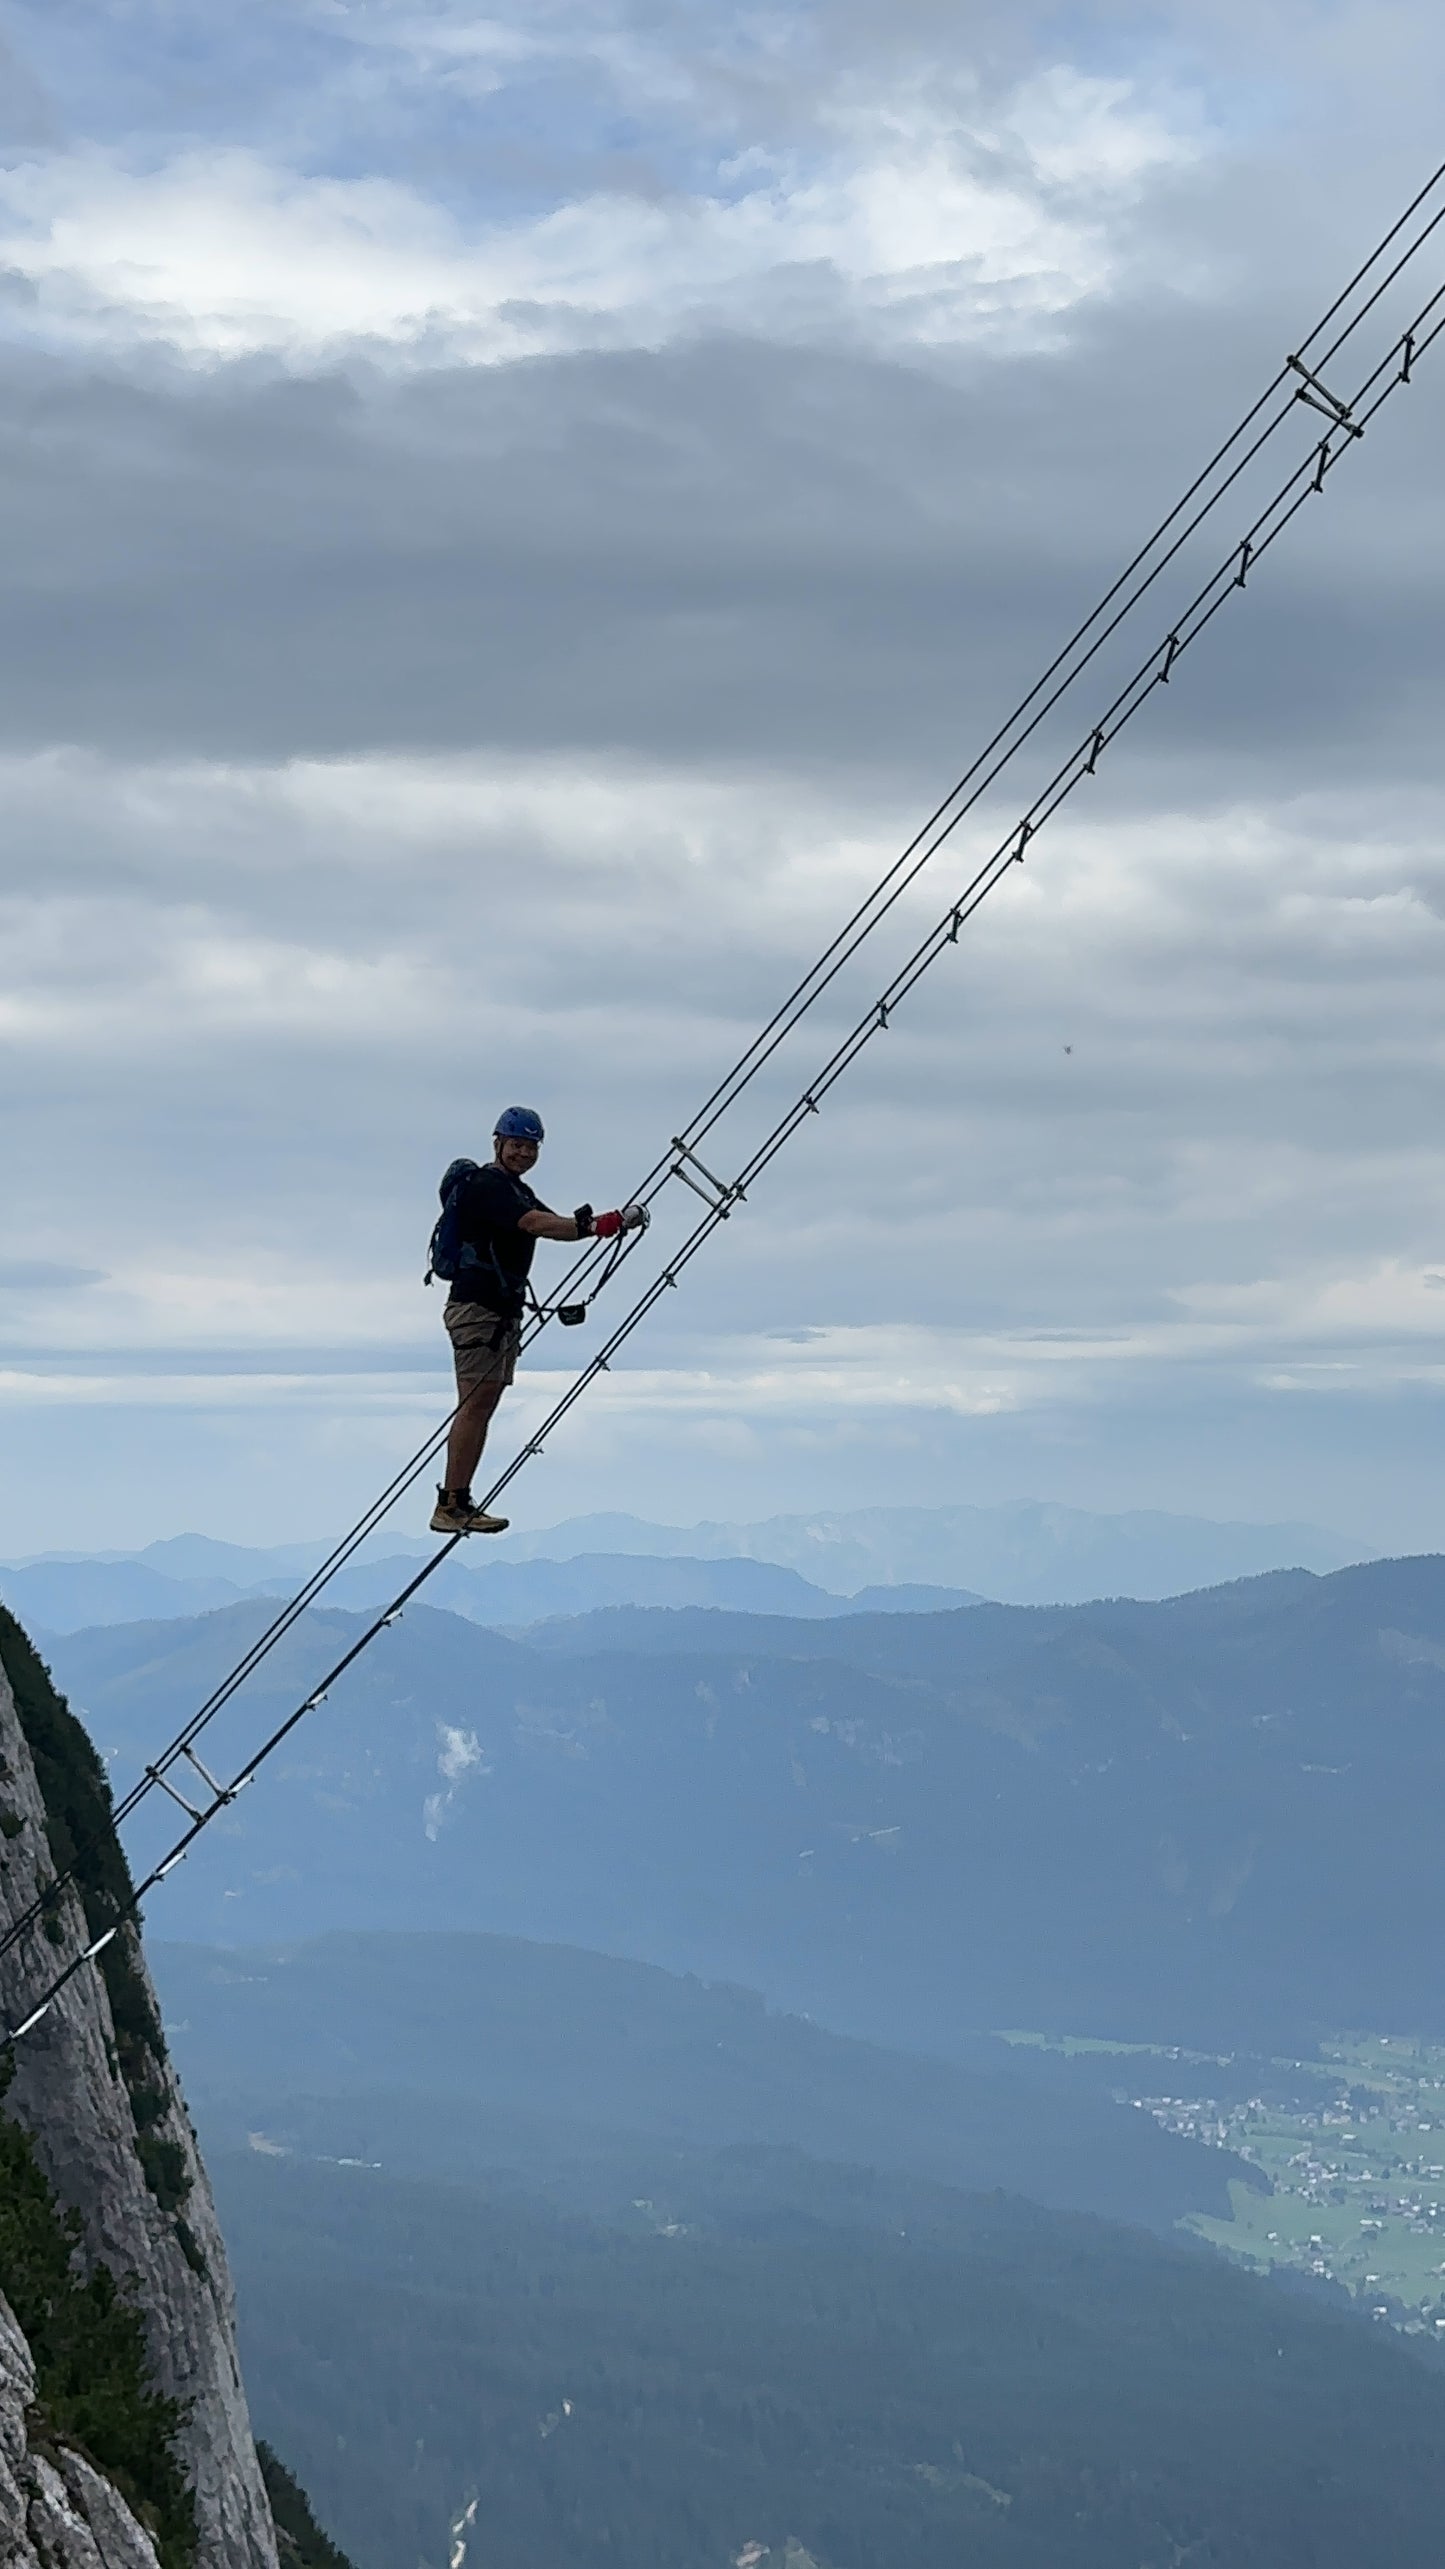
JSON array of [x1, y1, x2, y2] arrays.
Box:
[[444, 1378, 506, 1496]]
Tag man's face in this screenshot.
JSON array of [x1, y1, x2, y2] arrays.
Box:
[[496, 1133, 541, 1177]]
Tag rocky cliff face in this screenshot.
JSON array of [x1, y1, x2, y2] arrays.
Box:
[[0, 1620, 278, 2569], [0, 2290, 163, 2569]]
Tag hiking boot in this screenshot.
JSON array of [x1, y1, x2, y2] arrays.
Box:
[[430, 1488, 510, 1536]]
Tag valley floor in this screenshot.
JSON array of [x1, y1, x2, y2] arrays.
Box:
[[1006, 2030, 1445, 2328]]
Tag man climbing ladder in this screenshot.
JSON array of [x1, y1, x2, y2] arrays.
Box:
[[428, 1107, 648, 1534]]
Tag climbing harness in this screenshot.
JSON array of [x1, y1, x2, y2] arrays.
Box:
[[6, 160, 1445, 2045]]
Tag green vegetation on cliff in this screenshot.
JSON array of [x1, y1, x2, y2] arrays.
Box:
[[0, 1612, 199, 2564], [259, 2443, 358, 2569], [0, 2080, 195, 2569], [0, 1609, 196, 2246], [0, 1615, 347, 2569]]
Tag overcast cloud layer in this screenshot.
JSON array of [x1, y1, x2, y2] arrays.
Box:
[[3, 0, 1445, 1557]]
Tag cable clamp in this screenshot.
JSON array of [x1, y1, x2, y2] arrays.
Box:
[[1286, 354, 1363, 437], [1159, 632, 1181, 683], [1085, 729, 1105, 776], [1012, 818, 1034, 862], [1312, 438, 1331, 493], [1234, 537, 1253, 589], [877, 1000, 891, 1030], [668, 1138, 745, 1216], [1401, 329, 1416, 386]]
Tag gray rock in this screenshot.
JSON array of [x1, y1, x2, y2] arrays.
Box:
[[0, 2292, 35, 2563], [0, 1656, 277, 2569], [27, 2452, 162, 2569], [0, 2288, 161, 2569]]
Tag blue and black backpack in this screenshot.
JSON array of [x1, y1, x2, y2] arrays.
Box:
[[424, 1157, 481, 1287]]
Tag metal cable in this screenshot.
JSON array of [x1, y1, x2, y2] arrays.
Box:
[[3, 180, 1442, 2034], [534, 161, 1445, 1209]]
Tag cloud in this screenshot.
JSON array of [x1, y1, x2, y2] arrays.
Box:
[[0, 66, 1194, 368], [425, 1718, 489, 1837], [0, 30, 60, 147], [0, 1261, 106, 1290], [2, 0, 1445, 1558], [6, 741, 1445, 1398], [0, 1369, 441, 1408], [0, 265, 1438, 798]]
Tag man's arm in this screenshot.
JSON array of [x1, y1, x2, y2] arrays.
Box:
[[517, 1207, 582, 1242]]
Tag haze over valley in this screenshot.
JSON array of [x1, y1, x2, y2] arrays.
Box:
[[14, 1509, 1445, 2562], [19, 1494, 1445, 2564], [35, 1535, 1445, 2054]]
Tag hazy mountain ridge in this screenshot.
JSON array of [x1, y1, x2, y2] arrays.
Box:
[[0, 1543, 975, 1636], [45, 1553, 1445, 2052], [18, 1572, 1445, 2569], [485, 1499, 1365, 1597], [2, 1497, 1363, 1633], [0, 1560, 256, 1634]]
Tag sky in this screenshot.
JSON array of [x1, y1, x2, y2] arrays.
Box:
[[3, 0, 1445, 1558]]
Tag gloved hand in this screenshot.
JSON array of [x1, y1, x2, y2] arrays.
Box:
[[593, 1202, 649, 1239]]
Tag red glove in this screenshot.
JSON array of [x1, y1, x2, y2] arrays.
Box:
[[594, 1204, 649, 1239]]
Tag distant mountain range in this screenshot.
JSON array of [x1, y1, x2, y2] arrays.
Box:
[[1, 1496, 1365, 1632], [41, 1551, 1445, 2054], [489, 1499, 1367, 1600], [0, 1547, 978, 1634]]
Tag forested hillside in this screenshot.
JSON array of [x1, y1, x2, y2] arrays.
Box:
[[152, 1932, 1254, 2231], [217, 2142, 1445, 2569]]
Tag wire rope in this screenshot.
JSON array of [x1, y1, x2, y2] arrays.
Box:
[[4, 177, 1443, 2040]]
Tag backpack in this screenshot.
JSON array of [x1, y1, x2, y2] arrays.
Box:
[[424, 1158, 481, 1287]]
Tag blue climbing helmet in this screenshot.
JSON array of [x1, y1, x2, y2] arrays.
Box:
[[494, 1105, 545, 1142]]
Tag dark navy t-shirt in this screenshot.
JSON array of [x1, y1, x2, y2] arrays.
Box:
[[447, 1163, 548, 1316]]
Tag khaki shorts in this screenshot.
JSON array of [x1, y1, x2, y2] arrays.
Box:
[[444, 1300, 522, 1393]]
